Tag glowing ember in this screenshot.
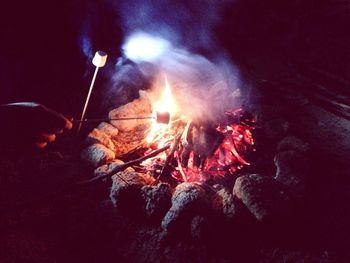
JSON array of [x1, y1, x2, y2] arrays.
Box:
[[141, 78, 255, 183]]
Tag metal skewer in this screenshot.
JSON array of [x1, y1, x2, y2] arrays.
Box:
[[74, 117, 153, 123], [73, 111, 171, 125], [77, 51, 108, 133]]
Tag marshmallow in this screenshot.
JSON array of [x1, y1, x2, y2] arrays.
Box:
[[92, 51, 108, 67]]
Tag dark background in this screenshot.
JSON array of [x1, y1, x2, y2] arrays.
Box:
[[0, 0, 123, 117], [0, 0, 349, 117]]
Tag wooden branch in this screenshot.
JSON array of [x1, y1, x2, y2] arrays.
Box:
[[157, 132, 183, 180], [78, 145, 170, 185]]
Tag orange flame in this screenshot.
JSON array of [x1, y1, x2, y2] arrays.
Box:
[[146, 77, 180, 144]]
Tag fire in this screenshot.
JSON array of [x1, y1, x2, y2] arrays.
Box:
[[142, 77, 255, 183], [145, 77, 181, 144]]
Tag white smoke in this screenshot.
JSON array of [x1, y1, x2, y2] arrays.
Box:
[[106, 0, 242, 122], [122, 31, 242, 123]]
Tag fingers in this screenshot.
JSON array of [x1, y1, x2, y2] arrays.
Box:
[[34, 141, 48, 149], [39, 133, 57, 143], [64, 118, 73, 130], [0, 102, 72, 150], [35, 104, 72, 132], [33, 132, 57, 149]]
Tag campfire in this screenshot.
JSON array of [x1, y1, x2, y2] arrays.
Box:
[[82, 75, 255, 184], [80, 38, 310, 239], [137, 78, 255, 184]]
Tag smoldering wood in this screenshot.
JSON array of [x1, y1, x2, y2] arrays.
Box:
[[179, 122, 224, 169], [158, 133, 183, 181]]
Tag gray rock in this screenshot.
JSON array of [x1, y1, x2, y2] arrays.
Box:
[[94, 159, 135, 178], [190, 215, 209, 241], [86, 128, 116, 152], [211, 187, 236, 220], [141, 183, 172, 222], [97, 122, 119, 139], [110, 172, 154, 216], [109, 97, 152, 132], [277, 136, 310, 153], [161, 183, 206, 234], [233, 174, 292, 221], [274, 150, 307, 197], [80, 143, 115, 168], [264, 119, 290, 140]]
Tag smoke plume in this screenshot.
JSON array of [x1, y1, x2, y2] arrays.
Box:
[[113, 0, 242, 122], [78, 0, 242, 121]]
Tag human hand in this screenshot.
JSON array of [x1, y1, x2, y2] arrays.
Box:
[[0, 102, 72, 149]]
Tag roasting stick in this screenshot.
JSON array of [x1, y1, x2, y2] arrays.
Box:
[[73, 111, 171, 125], [77, 51, 108, 133], [77, 144, 171, 185]]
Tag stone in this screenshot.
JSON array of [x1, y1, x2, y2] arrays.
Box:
[[112, 131, 148, 157], [190, 215, 210, 242], [109, 97, 152, 132], [212, 187, 236, 220], [80, 143, 115, 168], [277, 136, 310, 153], [86, 128, 116, 152], [97, 122, 119, 139], [94, 159, 135, 178], [141, 183, 172, 222], [274, 150, 307, 197], [161, 183, 206, 234], [109, 172, 154, 216], [263, 119, 290, 140], [233, 174, 292, 221]]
